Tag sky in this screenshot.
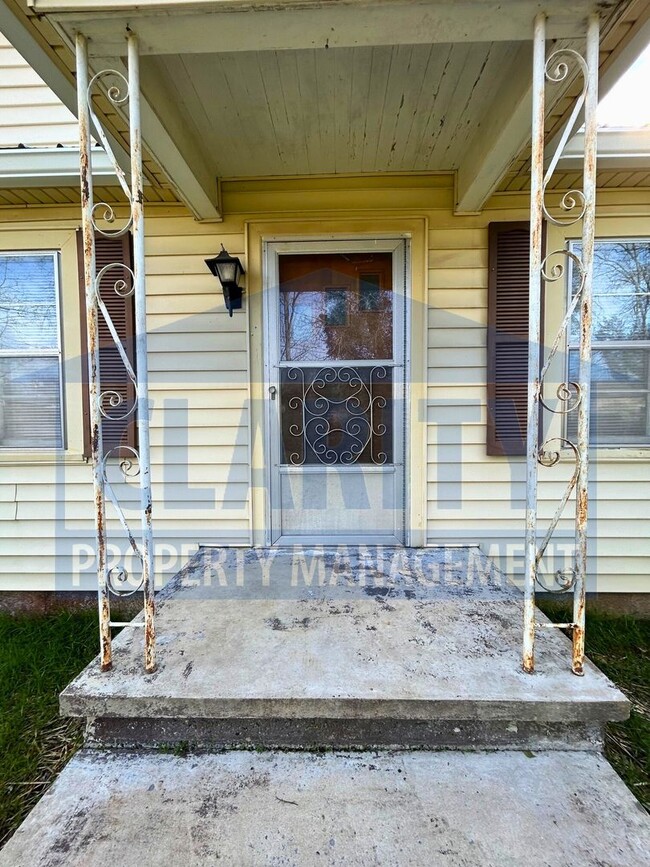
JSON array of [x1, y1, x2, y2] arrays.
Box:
[[597, 41, 650, 128]]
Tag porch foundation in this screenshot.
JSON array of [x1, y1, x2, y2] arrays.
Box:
[[60, 547, 628, 752]]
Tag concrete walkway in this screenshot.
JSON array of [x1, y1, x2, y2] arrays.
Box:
[[1, 748, 648, 867]]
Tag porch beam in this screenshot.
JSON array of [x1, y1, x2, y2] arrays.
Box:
[[454, 43, 535, 214], [29, 1, 606, 55]]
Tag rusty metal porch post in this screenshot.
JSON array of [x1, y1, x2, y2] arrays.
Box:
[[523, 12, 599, 674], [75, 30, 156, 674]]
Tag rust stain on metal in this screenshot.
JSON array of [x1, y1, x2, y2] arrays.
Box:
[[80, 151, 90, 203], [522, 653, 534, 674], [144, 593, 157, 674], [95, 496, 104, 548], [91, 423, 100, 467], [524, 14, 600, 677], [99, 595, 112, 671], [581, 307, 592, 345], [577, 488, 588, 527], [572, 622, 585, 676]]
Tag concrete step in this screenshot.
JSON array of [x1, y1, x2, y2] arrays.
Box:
[[61, 549, 628, 750], [1, 748, 648, 866]]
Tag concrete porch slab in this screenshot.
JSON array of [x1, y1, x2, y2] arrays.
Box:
[[60, 548, 629, 739], [1, 748, 648, 867]]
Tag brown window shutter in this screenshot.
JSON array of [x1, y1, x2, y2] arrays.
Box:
[[487, 221, 545, 456], [77, 231, 137, 458]]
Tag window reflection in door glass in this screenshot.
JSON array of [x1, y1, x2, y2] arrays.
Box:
[[278, 253, 393, 361]]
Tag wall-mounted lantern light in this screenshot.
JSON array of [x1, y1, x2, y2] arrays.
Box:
[[205, 245, 245, 316]]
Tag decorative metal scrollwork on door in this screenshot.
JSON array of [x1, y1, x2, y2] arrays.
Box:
[[281, 366, 393, 465]]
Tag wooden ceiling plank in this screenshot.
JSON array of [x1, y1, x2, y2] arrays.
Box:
[[343, 48, 368, 175], [432, 43, 504, 169], [276, 50, 312, 176], [416, 44, 469, 170], [314, 46, 341, 174], [384, 44, 433, 172], [374, 44, 415, 173], [398, 44, 451, 172]]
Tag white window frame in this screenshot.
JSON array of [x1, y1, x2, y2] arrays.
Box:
[[0, 250, 65, 451], [566, 237, 650, 449]]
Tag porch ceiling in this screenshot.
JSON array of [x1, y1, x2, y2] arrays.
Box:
[[135, 42, 524, 179]]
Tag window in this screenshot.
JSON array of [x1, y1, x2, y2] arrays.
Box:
[[568, 240, 650, 446], [0, 253, 63, 449]]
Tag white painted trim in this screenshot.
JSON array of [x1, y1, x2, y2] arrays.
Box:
[[0, 147, 123, 188], [559, 129, 650, 170]]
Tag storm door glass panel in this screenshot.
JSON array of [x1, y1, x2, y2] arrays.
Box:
[[278, 252, 394, 466], [279, 253, 393, 361]]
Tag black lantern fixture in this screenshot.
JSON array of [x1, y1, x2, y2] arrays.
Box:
[[205, 245, 245, 316]]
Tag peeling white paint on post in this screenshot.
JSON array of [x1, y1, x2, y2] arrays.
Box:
[[127, 32, 156, 674], [523, 12, 546, 674], [76, 32, 112, 671], [573, 13, 599, 676]]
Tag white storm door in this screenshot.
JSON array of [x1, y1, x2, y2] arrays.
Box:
[[264, 239, 408, 545]]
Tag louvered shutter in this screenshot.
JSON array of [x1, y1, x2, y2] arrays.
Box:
[[487, 221, 544, 456], [77, 231, 137, 458]]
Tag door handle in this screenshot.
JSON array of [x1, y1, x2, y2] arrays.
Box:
[[268, 386, 277, 400]]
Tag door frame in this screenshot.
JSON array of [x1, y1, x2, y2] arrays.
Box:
[[246, 218, 428, 549], [263, 237, 408, 545]]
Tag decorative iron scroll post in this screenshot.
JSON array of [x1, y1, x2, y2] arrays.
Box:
[[76, 32, 156, 673], [523, 13, 599, 675]]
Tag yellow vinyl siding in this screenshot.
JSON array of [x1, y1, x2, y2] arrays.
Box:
[[0, 176, 648, 592], [0, 208, 250, 591], [424, 185, 650, 592]]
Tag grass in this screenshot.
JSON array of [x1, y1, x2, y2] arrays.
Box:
[[537, 598, 650, 812], [0, 610, 99, 847], [0, 605, 648, 847]]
